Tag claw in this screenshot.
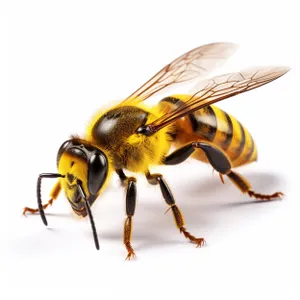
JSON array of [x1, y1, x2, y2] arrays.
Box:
[[125, 252, 136, 261], [195, 238, 206, 248], [277, 192, 284, 200], [23, 198, 54, 216], [23, 207, 39, 216], [180, 227, 206, 248]]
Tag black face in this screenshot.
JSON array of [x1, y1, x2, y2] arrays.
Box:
[[57, 139, 109, 213]]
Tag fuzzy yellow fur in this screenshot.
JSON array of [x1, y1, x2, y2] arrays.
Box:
[[85, 102, 173, 173]]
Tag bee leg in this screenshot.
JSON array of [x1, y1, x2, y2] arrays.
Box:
[[163, 142, 197, 165], [164, 142, 283, 200], [227, 171, 284, 201], [23, 180, 62, 215], [191, 142, 284, 200], [123, 174, 137, 260], [146, 172, 206, 248], [116, 169, 128, 187]]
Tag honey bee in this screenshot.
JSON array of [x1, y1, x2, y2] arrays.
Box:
[[23, 42, 289, 259]]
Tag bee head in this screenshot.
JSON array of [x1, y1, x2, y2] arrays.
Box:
[[56, 138, 110, 216]]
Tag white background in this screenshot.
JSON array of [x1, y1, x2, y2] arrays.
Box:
[[1, 1, 299, 299]]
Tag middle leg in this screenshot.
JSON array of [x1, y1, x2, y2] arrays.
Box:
[[146, 171, 205, 247], [118, 170, 137, 260]]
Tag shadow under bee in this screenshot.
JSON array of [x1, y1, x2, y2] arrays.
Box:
[[99, 171, 286, 251]]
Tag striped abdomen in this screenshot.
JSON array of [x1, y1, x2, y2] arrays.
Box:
[[160, 96, 257, 167]]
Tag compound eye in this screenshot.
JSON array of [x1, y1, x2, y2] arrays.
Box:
[[57, 140, 71, 167], [88, 152, 108, 195]]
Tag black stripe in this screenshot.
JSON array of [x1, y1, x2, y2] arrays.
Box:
[[195, 106, 217, 142], [244, 134, 255, 163], [188, 114, 199, 131], [160, 97, 199, 131], [222, 111, 233, 150], [233, 121, 246, 160]]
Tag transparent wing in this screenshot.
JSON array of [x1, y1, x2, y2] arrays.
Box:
[[143, 66, 290, 133], [122, 42, 238, 104]]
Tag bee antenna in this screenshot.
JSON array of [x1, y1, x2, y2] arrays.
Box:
[[37, 173, 65, 226], [77, 180, 100, 250]]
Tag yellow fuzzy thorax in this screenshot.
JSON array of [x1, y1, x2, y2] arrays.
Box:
[[85, 101, 173, 174]]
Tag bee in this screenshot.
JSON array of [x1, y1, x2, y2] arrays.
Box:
[[23, 42, 289, 259]]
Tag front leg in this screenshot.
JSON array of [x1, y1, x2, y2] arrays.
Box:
[[146, 172, 205, 247], [120, 171, 137, 260], [23, 177, 62, 217]]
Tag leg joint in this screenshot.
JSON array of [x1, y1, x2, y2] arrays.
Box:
[[146, 172, 175, 205], [145, 172, 162, 185]]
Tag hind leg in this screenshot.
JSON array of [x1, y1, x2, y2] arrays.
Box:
[[226, 170, 283, 200], [164, 142, 283, 200]]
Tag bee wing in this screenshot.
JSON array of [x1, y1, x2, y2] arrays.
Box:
[[143, 66, 290, 133], [122, 42, 238, 104]]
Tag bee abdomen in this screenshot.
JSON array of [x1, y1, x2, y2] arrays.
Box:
[[209, 106, 257, 167], [160, 96, 257, 167]]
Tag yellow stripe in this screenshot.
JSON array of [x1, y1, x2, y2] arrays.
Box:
[[205, 105, 257, 167], [233, 129, 252, 166], [250, 145, 258, 162], [211, 106, 231, 146]]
